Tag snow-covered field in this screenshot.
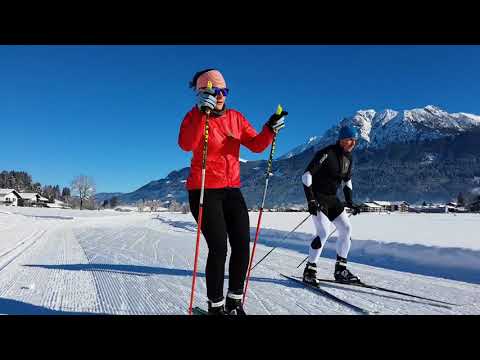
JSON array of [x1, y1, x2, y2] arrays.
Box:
[[0, 205, 479, 315], [252, 212, 480, 284]]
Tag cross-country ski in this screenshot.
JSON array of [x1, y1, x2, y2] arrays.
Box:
[[280, 274, 375, 315]]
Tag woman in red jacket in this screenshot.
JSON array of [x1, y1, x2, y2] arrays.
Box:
[[178, 69, 287, 315]]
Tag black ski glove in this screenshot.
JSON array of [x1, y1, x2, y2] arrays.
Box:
[[308, 200, 320, 216], [345, 202, 361, 216], [266, 110, 288, 132]]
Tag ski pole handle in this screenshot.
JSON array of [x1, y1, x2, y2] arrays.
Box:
[[200, 80, 213, 114]]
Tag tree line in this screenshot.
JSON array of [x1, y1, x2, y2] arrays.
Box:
[[1, 170, 71, 202], [1, 170, 100, 210]]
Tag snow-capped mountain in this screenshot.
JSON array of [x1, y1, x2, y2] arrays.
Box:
[[279, 105, 480, 159], [279, 136, 322, 160]]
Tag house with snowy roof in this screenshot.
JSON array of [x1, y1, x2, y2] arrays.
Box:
[[378, 201, 409, 212], [370, 200, 409, 212], [390, 201, 409, 212], [371, 201, 391, 212], [359, 202, 385, 213], [18, 192, 49, 207], [0, 189, 21, 206]]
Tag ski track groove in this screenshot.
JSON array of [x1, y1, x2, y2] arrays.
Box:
[[296, 301, 312, 315], [74, 226, 194, 314], [20, 224, 97, 313], [0, 229, 43, 260], [0, 229, 47, 273], [1, 209, 479, 315], [246, 287, 272, 315], [0, 227, 50, 300]]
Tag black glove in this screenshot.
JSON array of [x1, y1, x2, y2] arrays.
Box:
[[345, 202, 361, 216], [266, 110, 288, 132], [308, 200, 320, 216]]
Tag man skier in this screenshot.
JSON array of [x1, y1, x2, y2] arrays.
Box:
[[301, 125, 362, 285]]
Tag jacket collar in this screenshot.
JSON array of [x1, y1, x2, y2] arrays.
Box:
[[210, 105, 226, 117]]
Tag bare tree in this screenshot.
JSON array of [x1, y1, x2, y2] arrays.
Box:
[[181, 203, 190, 214], [71, 175, 96, 210], [150, 200, 160, 212], [145, 200, 161, 212], [168, 199, 183, 212]]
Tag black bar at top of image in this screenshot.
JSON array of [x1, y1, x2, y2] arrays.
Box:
[[1, 21, 480, 45]]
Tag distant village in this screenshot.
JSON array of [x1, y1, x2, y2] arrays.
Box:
[[2, 187, 480, 214], [0, 188, 70, 209], [256, 199, 480, 214]]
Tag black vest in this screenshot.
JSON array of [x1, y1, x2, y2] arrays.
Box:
[[306, 143, 352, 197]]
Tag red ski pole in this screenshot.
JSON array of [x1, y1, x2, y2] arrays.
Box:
[[243, 104, 283, 305], [188, 82, 212, 315]]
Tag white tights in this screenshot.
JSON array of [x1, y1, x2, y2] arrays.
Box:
[[308, 210, 352, 263]]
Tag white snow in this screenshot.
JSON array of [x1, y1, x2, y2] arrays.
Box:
[[0, 205, 478, 315], [254, 211, 480, 250]]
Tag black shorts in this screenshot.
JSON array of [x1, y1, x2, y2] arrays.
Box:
[[315, 194, 345, 222]]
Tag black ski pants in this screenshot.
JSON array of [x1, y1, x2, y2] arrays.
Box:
[[188, 187, 250, 302]]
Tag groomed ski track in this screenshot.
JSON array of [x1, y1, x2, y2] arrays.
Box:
[[0, 207, 479, 315]]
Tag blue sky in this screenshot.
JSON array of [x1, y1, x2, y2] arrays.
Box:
[[2, 45, 480, 193]]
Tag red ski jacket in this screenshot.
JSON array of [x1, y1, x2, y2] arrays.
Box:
[[178, 106, 275, 190]]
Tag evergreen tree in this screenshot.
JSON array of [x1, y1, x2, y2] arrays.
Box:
[[62, 187, 71, 201], [54, 185, 61, 200], [110, 196, 119, 208]]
